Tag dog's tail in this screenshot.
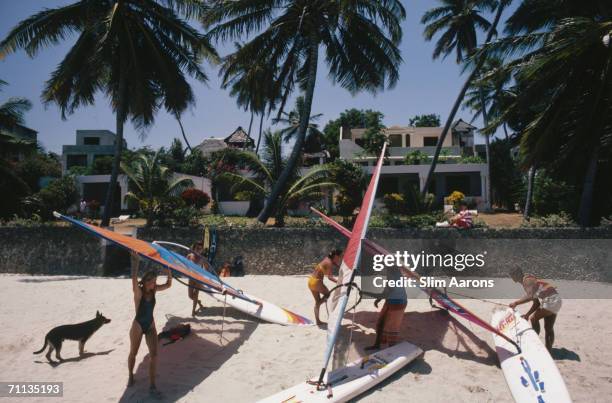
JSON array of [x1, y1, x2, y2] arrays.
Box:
[[33, 337, 48, 354]]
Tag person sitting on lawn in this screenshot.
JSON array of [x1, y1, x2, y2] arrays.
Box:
[[450, 201, 473, 229]]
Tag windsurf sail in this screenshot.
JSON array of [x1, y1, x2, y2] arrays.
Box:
[[53, 212, 254, 304], [317, 144, 387, 386], [310, 207, 521, 351]]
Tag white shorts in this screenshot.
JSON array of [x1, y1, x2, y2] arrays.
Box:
[[540, 294, 562, 314]]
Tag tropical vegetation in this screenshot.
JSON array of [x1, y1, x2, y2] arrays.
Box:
[[0, 0, 217, 226], [203, 0, 406, 224], [217, 130, 335, 226]]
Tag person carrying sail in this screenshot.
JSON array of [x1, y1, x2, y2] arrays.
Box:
[[509, 267, 562, 352], [127, 251, 172, 396], [366, 266, 408, 350], [308, 249, 342, 326], [187, 241, 208, 316]]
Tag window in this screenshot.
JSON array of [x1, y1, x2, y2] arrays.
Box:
[[424, 136, 438, 147], [445, 175, 471, 195], [388, 134, 402, 147], [83, 137, 100, 145], [377, 177, 399, 197]]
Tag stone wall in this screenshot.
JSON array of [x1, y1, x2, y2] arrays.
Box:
[[1, 226, 611, 281]]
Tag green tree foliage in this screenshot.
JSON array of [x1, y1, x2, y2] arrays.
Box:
[[204, 0, 406, 224], [15, 152, 61, 192], [90, 156, 114, 175], [487, 8, 612, 225], [219, 130, 336, 226], [489, 139, 523, 210], [323, 109, 386, 159], [1, 0, 216, 226], [23, 176, 78, 220], [330, 159, 367, 218], [409, 114, 441, 127]]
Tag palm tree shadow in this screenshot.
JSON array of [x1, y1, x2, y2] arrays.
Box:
[[34, 349, 115, 367], [118, 314, 258, 402]]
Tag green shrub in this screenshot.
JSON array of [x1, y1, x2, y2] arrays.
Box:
[[521, 212, 577, 228], [404, 150, 429, 165], [335, 193, 356, 216], [383, 193, 405, 214], [404, 186, 435, 214], [170, 206, 204, 227], [90, 156, 114, 175], [405, 213, 443, 228], [24, 176, 78, 220], [458, 155, 485, 164]]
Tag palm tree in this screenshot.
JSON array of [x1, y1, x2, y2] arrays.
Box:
[[274, 96, 324, 153], [420, 0, 510, 205], [121, 152, 193, 226], [0, 79, 34, 154], [463, 56, 513, 138], [219, 130, 335, 226], [0, 0, 216, 226], [204, 0, 405, 224], [484, 16, 612, 226], [220, 42, 276, 156]]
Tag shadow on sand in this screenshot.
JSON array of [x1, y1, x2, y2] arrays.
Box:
[[19, 276, 95, 283], [332, 308, 497, 370], [34, 349, 115, 367], [118, 313, 258, 402], [551, 347, 581, 361]]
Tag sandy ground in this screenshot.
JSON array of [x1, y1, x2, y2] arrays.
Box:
[[1, 274, 611, 403]]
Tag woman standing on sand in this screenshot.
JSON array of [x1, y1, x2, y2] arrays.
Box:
[[308, 249, 342, 325], [187, 241, 207, 316], [127, 251, 172, 396], [509, 267, 562, 352]]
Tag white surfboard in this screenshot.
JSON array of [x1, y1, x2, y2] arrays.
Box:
[[491, 308, 572, 403], [258, 341, 423, 403], [209, 290, 313, 326]]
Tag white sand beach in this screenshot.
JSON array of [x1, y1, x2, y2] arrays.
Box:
[[1, 274, 611, 403]]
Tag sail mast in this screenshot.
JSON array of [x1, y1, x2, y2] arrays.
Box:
[[317, 144, 387, 386]]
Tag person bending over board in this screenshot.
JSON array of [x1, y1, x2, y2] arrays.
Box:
[[187, 241, 207, 316], [509, 268, 562, 352], [366, 268, 408, 351], [308, 249, 342, 326], [128, 251, 172, 396]]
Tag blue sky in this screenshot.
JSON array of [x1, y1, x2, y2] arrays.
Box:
[[0, 0, 517, 154]]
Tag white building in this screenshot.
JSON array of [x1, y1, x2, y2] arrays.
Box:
[[339, 120, 489, 209]]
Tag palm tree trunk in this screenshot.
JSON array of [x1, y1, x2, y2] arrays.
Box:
[[523, 165, 536, 220], [577, 146, 599, 227], [247, 111, 254, 137], [101, 73, 127, 227], [257, 37, 319, 224], [421, 1, 507, 197], [176, 114, 193, 153], [255, 112, 264, 154], [479, 88, 492, 211]]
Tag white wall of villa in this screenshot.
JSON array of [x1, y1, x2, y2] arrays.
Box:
[[339, 122, 489, 210], [74, 173, 211, 213]]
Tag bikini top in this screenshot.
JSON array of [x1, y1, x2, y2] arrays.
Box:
[[523, 274, 557, 299]]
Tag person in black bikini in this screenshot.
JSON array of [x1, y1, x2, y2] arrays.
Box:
[[127, 251, 172, 396]]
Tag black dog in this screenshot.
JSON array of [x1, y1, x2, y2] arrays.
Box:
[[33, 311, 111, 363]]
